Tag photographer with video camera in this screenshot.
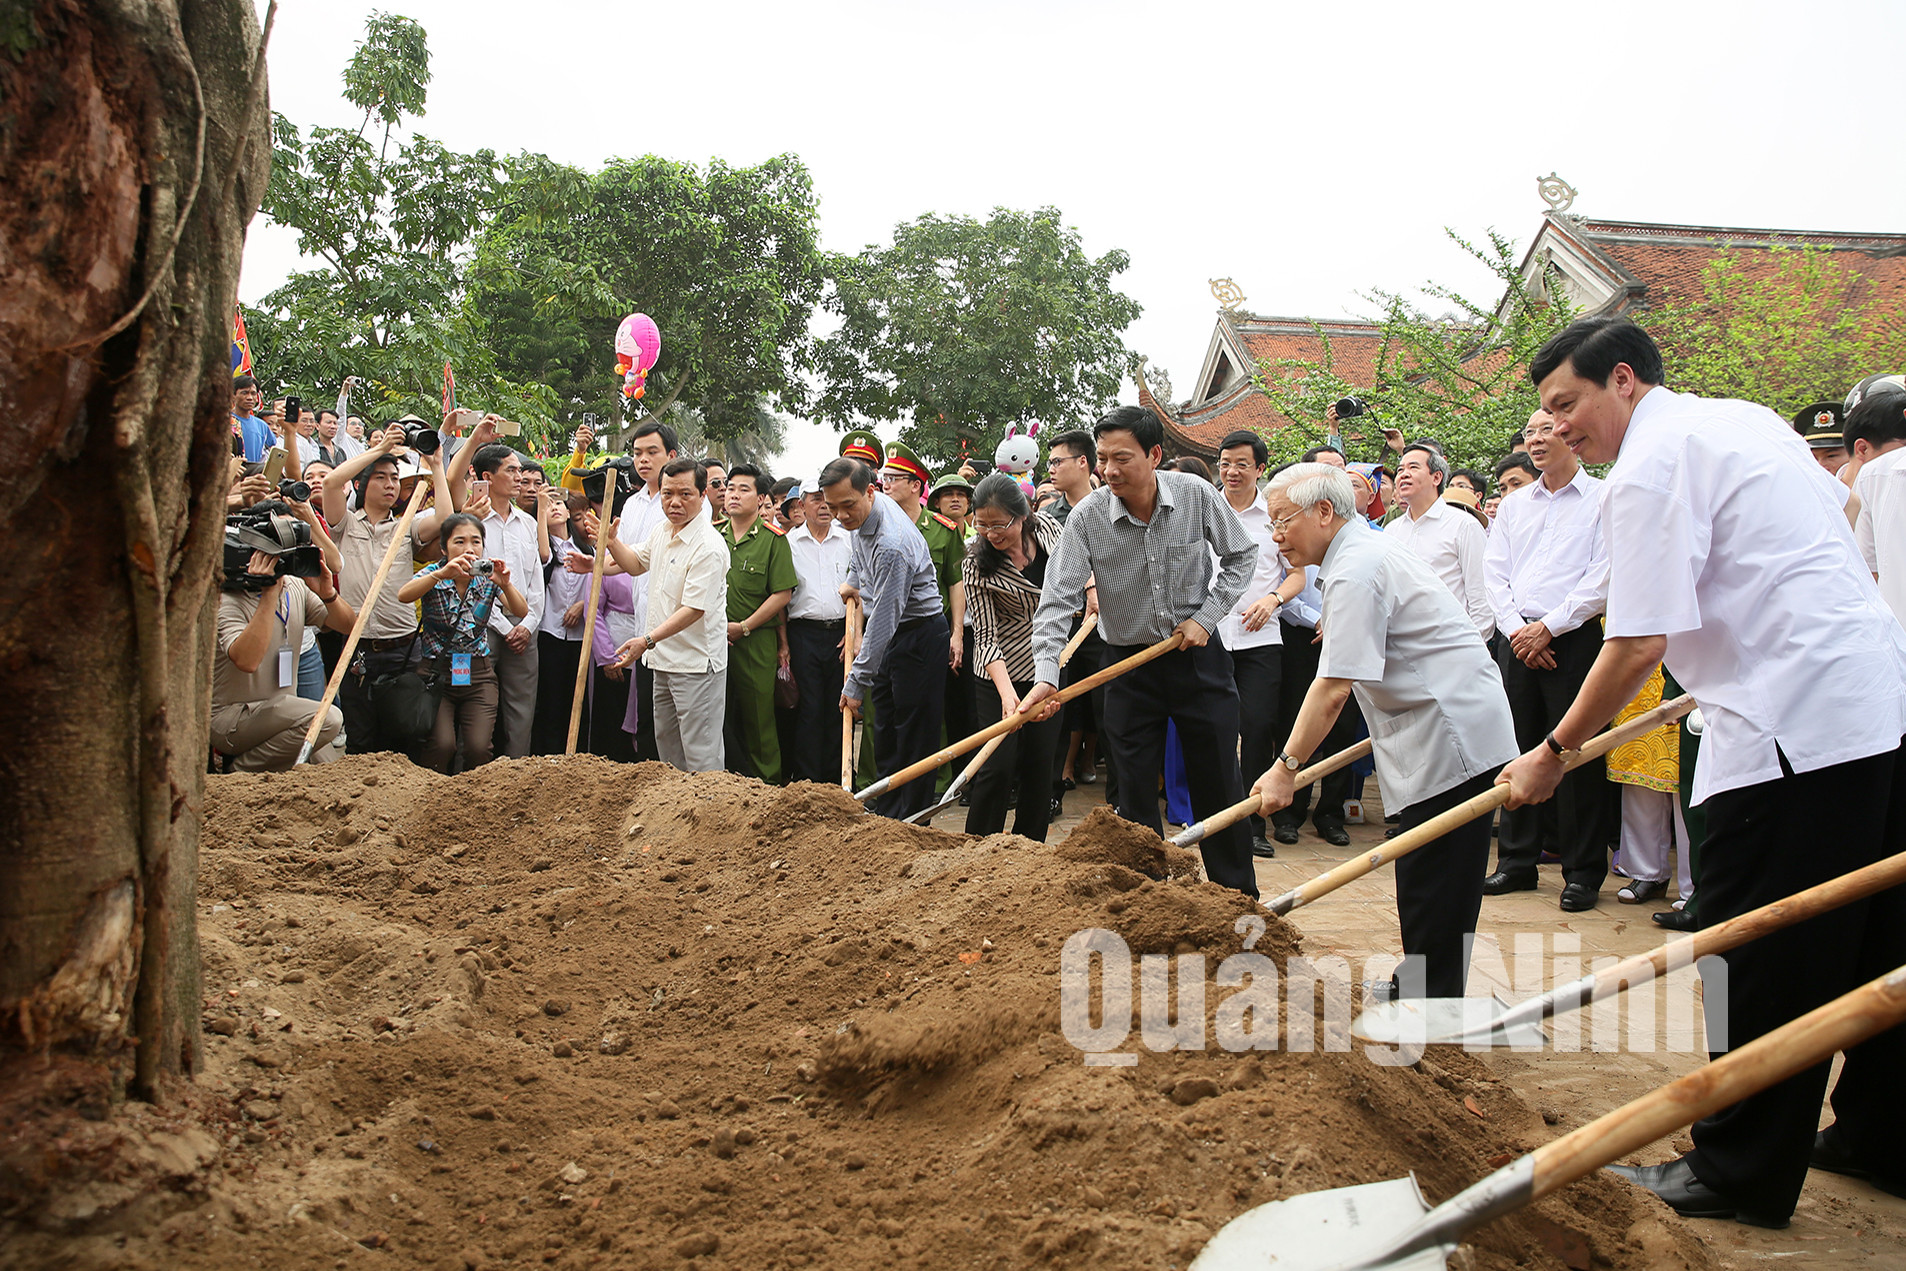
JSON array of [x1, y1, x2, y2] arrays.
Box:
[[321, 421, 455, 754], [211, 505, 357, 770], [396, 512, 528, 772]]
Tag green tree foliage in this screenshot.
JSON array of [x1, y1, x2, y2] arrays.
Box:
[[467, 153, 823, 447], [1252, 230, 1577, 471], [247, 15, 556, 441], [808, 207, 1142, 469], [1642, 246, 1906, 412]]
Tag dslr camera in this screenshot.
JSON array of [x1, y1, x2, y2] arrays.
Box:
[[278, 478, 312, 503], [579, 456, 637, 518], [1334, 397, 1368, 419], [398, 417, 442, 456], [223, 500, 323, 592]]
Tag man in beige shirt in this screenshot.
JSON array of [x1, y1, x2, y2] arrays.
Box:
[[212, 549, 357, 770], [600, 457, 730, 772], [321, 426, 454, 753]]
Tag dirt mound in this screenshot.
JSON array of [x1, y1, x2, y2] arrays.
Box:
[[3, 754, 1714, 1271]]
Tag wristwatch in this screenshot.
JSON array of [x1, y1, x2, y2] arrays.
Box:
[[1276, 749, 1303, 772], [1544, 732, 1576, 759]]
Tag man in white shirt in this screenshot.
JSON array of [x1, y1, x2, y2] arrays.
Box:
[[1481, 408, 1613, 909], [469, 444, 545, 759], [1501, 317, 1906, 1228], [1385, 443, 1494, 639], [1254, 463, 1517, 1000], [611, 421, 684, 762], [1849, 386, 1906, 630], [1216, 431, 1308, 856], [784, 482, 854, 783], [605, 457, 730, 772]]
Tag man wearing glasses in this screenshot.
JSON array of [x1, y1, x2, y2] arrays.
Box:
[[1481, 407, 1614, 910]]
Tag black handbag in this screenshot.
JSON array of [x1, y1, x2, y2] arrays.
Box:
[[368, 634, 438, 742]]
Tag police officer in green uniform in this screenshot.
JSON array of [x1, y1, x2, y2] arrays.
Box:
[[720, 463, 799, 783], [929, 469, 977, 744]]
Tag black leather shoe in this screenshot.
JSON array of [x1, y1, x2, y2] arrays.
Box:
[[1812, 1129, 1906, 1198], [1272, 824, 1300, 845], [1250, 835, 1276, 859], [1605, 1158, 1789, 1228], [1481, 870, 1537, 895], [1317, 823, 1351, 847], [1652, 907, 1699, 932], [1559, 882, 1599, 912]]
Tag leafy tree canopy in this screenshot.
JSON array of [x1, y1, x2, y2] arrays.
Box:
[[808, 207, 1141, 470], [467, 152, 824, 447], [1252, 230, 1578, 472], [248, 15, 556, 442], [1643, 245, 1906, 414]]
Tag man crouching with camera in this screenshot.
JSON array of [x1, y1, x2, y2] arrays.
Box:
[[212, 505, 358, 770]]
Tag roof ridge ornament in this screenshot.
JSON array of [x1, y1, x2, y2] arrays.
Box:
[[1209, 277, 1247, 312], [1537, 172, 1578, 215]]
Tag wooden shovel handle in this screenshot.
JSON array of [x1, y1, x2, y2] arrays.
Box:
[[1169, 740, 1373, 848], [840, 597, 861, 789], [566, 511, 614, 756], [297, 478, 432, 762], [1530, 961, 1906, 1200], [1264, 695, 1694, 916], [1060, 611, 1098, 667]]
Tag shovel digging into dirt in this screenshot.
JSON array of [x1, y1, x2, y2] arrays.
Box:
[[1191, 960, 1906, 1271], [1257, 696, 1693, 921], [854, 633, 1184, 805], [1353, 846, 1906, 1049], [1170, 740, 1373, 849]]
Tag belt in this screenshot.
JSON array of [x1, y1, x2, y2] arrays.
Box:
[[361, 634, 417, 651], [790, 617, 846, 629], [896, 614, 943, 634]]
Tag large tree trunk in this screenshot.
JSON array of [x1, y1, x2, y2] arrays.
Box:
[[0, 0, 269, 1112]]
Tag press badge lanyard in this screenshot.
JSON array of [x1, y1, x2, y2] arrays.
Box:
[[444, 574, 495, 688], [274, 590, 297, 689]]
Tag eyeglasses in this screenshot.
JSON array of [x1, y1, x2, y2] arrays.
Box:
[[1216, 460, 1258, 473], [1528, 425, 1556, 438], [1269, 509, 1309, 534], [972, 517, 1018, 536]]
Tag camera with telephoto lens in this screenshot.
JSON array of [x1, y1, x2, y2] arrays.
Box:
[[222, 500, 323, 592], [472, 559, 495, 577], [399, 418, 442, 455], [278, 478, 312, 503]]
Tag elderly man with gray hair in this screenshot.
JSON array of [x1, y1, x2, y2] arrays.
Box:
[[1252, 462, 1517, 1000]]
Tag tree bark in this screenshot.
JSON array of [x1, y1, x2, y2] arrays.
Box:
[[0, 0, 269, 1105]]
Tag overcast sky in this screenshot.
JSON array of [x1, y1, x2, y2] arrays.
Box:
[[243, 0, 1906, 480]]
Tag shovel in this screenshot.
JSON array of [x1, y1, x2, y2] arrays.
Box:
[[1354, 846, 1906, 1049], [854, 633, 1184, 804], [1260, 696, 1693, 920], [1170, 740, 1373, 849], [1192, 960, 1906, 1270], [841, 596, 861, 789], [903, 733, 1006, 825]]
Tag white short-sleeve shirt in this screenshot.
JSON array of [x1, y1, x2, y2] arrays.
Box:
[[1602, 388, 1906, 804], [1316, 519, 1518, 812], [1854, 445, 1906, 632], [1218, 489, 1286, 652]]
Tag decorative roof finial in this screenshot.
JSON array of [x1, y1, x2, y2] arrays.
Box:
[[1209, 278, 1247, 312], [1537, 172, 1577, 214]]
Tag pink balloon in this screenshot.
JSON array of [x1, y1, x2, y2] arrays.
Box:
[[614, 313, 662, 372]]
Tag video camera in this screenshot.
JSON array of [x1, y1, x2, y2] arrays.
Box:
[[579, 457, 637, 518], [222, 500, 324, 592]]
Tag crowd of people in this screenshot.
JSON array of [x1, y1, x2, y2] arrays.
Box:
[[213, 318, 1906, 1229]]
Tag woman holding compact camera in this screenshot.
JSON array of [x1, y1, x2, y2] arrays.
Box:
[[397, 512, 528, 772]]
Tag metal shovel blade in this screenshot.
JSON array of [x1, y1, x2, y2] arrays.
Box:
[[1190, 1174, 1452, 1271], [1350, 995, 1547, 1050]]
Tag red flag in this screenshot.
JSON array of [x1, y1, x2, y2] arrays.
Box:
[[442, 361, 457, 421], [231, 304, 253, 378]]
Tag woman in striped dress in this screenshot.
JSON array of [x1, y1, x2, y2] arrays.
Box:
[[963, 473, 1066, 841]]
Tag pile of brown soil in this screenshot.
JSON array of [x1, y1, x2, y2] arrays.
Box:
[[3, 755, 1714, 1270]]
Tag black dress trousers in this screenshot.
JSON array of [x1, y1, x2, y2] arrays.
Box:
[[786, 618, 846, 784], [1493, 623, 1612, 888], [869, 613, 948, 820], [1275, 618, 1355, 831], [1390, 770, 1496, 1000], [1100, 641, 1256, 898], [1685, 741, 1906, 1221], [966, 676, 1064, 842], [1229, 644, 1282, 840]]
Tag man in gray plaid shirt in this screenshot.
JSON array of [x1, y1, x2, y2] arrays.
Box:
[[1022, 407, 1259, 895]]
